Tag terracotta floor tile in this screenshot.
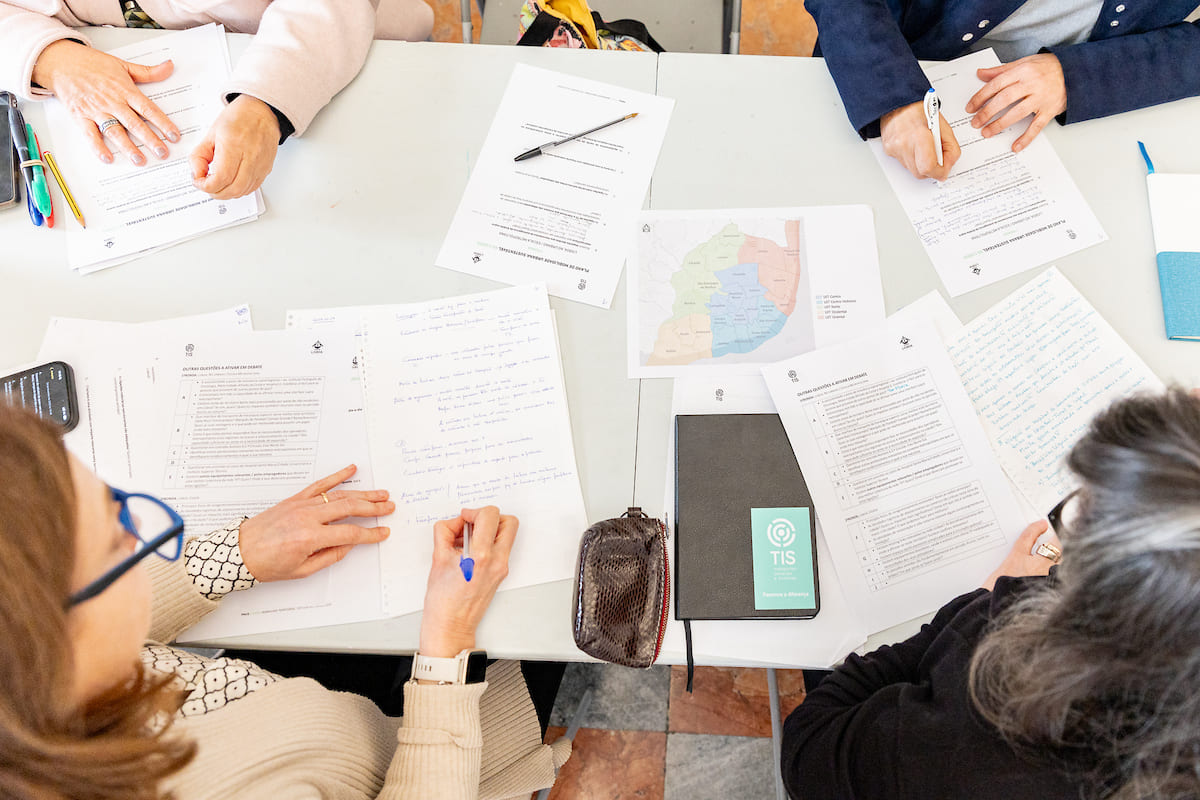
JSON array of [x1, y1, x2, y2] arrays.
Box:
[[741, 0, 817, 57], [541, 726, 667, 799], [668, 666, 806, 737], [429, 0, 483, 43]]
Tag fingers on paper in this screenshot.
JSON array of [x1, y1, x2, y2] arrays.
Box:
[[126, 58, 174, 85], [114, 105, 171, 160], [128, 90, 181, 144], [317, 496, 396, 524], [297, 464, 358, 499], [967, 65, 1019, 114], [77, 117, 115, 164], [433, 517, 466, 561], [1019, 519, 1051, 550], [1012, 111, 1053, 153]]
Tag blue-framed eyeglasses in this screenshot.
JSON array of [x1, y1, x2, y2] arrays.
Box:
[[66, 487, 185, 608]]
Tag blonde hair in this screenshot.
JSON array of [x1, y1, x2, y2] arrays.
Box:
[[0, 405, 194, 799]]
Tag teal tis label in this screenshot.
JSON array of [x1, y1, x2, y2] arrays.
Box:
[[750, 507, 815, 610]]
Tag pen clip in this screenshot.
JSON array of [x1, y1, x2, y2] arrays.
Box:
[[923, 88, 940, 126]]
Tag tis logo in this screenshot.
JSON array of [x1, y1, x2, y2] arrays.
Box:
[[185, 343, 194, 357], [767, 517, 797, 565], [578, 279, 588, 290], [715, 388, 725, 402], [787, 369, 798, 383]]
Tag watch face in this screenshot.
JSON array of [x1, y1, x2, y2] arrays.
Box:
[[466, 651, 489, 684]]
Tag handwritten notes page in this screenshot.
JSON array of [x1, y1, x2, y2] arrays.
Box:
[[870, 49, 1106, 296], [946, 268, 1163, 511], [43, 25, 261, 274], [436, 64, 674, 308], [362, 284, 588, 617], [762, 315, 1027, 633]]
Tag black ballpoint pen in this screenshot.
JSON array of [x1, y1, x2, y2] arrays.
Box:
[[514, 112, 638, 162]]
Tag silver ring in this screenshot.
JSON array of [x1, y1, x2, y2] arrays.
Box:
[[1035, 541, 1062, 564], [98, 118, 122, 135]]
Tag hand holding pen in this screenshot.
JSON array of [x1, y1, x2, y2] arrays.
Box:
[[419, 506, 518, 658], [879, 92, 960, 182]]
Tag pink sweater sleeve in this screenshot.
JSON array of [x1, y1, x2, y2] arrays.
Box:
[[0, 2, 89, 100], [222, 0, 379, 136]]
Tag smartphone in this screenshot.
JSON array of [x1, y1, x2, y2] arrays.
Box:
[[0, 111, 16, 210], [2, 361, 79, 431]]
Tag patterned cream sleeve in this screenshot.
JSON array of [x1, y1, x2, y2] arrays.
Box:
[[183, 518, 259, 600]]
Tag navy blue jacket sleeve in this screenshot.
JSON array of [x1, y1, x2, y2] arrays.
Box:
[[805, 0, 932, 139], [1050, 20, 1200, 124]]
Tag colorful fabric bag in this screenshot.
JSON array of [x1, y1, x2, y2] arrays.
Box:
[[516, 0, 664, 52]]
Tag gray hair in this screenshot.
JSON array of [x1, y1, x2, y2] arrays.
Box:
[[969, 388, 1200, 800]]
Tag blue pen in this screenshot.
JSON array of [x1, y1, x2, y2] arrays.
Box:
[[26, 178, 43, 226], [459, 521, 474, 582]]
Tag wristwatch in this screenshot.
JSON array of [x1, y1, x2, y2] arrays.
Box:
[[410, 649, 488, 685]]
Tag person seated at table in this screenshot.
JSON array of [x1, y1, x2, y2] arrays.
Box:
[[781, 388, 1200, 800], [0, 0, 433, 200], [0, 404, 570, 799], [804, 0, 1200, 180]]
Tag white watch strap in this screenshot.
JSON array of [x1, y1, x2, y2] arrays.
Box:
[[411, 649, 470, 684]]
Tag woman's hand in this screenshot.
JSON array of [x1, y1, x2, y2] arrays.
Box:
[[189, 94, 280, 199], [981, 520, 1060, 591], [237, 464, 394, 582], [418, 506, 517, 658], [880, 100, 962, 181], [31, 40, 180, 166], [967, 54, 1067, 153]]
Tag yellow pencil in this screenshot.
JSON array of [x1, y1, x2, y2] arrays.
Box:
[[42, 151, 85, 228]]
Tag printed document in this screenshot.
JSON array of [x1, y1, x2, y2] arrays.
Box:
[[762, 315, 1028, 633], [43, 25, 261, 274], [945, 268, 1163, 511], [662, 375, 867, 667], [141, 329, 384, 641], [870, 49, 1106, 296], [628, 206, 885, 377], [36, 306, 252, 484], [361, 284, 588, 617], [437, 64, 673, 308]]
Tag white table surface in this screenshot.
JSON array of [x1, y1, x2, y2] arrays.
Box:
[[5, 36, 1198, 664], [639, 52, 1200, 652]]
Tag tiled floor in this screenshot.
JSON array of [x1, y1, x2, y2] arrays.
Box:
[[536, 663, 807, 799], [421, 3, 818, 797], [429, 0, 817, 57]]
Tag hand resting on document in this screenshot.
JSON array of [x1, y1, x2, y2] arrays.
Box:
[[418, 506, 518, 659], [981, 519, 1060, 592], [30, 40, 181, 167], [967, 54, 1067, 153], [237, 464, 394, 582]]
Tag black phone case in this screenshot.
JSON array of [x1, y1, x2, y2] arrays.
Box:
[[0, 119, 16, 209]]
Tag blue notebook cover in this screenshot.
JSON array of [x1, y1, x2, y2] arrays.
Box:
[[1158, 252, 1200, 341]]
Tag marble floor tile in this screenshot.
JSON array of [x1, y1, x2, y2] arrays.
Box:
[[542, 726, 668, 799], [549, 662, 671, 731], [668, 666, 806, 737], [664, 733, 776, 800]]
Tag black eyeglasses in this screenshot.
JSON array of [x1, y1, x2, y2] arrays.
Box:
[[1046, 489, 1081, 537], [66, 487, 185, 608]]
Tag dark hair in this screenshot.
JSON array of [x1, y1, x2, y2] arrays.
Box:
[[0, 404, 194, 799], [969, 388, 1200, 799]]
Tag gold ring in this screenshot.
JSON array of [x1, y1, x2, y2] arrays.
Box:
[[1035, 541, 1062, 564], [321, 492, 330, 504]]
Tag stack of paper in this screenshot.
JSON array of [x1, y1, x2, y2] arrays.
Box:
[[43, 25, 262, 274]]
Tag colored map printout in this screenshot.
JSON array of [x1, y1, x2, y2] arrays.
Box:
[[629, 208, 886, 377]]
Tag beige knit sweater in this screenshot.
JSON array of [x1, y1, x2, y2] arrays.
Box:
[[146, 559, 571, 800]]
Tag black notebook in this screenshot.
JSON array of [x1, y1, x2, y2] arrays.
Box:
[[674, 413, 819, 620]]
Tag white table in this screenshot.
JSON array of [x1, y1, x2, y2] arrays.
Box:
[[639, 51, 1200, 650], [3, 34, 655, 661], [5, 35, 1199, 664]]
